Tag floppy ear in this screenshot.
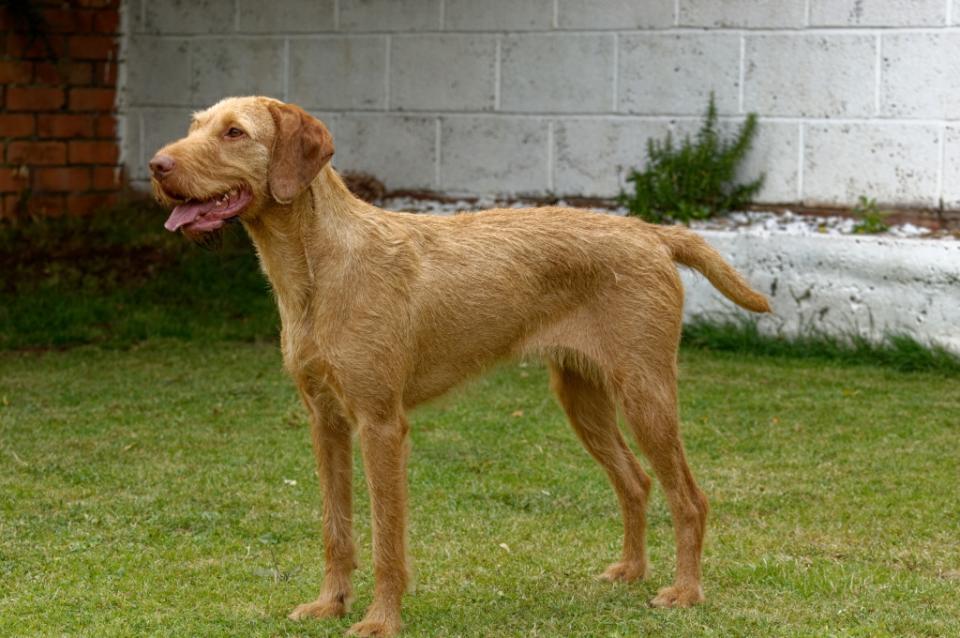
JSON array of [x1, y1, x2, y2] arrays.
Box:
[[266, 102, 335, 204]]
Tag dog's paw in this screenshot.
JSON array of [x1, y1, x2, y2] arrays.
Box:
[[288, 596, 349, 621], [649, 583, 705, 608], [598, 560, 649, 583], [346, 616, 401, 637]]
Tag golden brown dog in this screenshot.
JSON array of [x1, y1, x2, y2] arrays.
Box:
[[150, 96, 770, 637]]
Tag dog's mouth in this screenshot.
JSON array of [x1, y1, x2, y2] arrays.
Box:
[[163, 186, 253, 234]]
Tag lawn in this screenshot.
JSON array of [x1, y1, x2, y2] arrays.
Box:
[[1, 341, 957, 637]]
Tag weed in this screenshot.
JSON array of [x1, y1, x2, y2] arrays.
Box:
[[618, 94, 763, 224], [851, 196, 891, 234]]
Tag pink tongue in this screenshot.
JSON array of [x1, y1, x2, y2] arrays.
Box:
[[164, 201, 216, 232]]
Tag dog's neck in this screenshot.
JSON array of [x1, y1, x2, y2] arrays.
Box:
[[242, 165, 370, 324]]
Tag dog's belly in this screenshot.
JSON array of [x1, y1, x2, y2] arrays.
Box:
[[402, 305, 601, 408]]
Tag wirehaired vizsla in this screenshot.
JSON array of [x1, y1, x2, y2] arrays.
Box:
[[150, 96, 771, 636]]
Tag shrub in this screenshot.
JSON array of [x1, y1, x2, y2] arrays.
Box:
[[619, 94, 763, 224]]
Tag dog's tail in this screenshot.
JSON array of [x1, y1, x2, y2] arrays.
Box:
[[654, 224, 771, 313]]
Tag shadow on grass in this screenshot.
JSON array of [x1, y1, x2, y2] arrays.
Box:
[[683, 318, 960, 376], [0, 200, 278, 349]]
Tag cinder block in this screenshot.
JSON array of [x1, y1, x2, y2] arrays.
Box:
[[557, 0, 674, 29], [881, 33, 960, 119], [445, 0, 553, 30], [333, 115, 436, 190], [289, 37, 386, 110], [124, 37, 190, 106], [803, 123, 940, 207], [143, 0, 234, 35], [940, 126, 960, 207], [121, 112, 141, 179], [440, 117, 548, 195], [237, 0, 335, 32], [809, 0, 946, 26], [130, 108, 194, 179], [190, 39, 285, 106], [554, 118, 671, 197], [390, 35, 496, 111], [648, 118, 800, 204], [501, 34, 614, 113], [735, 121, 800, 204], [619, 34, 740, 116], [744, 35, 875, 117], [340, 0, 441, 31], [679, 0, 805, 27]]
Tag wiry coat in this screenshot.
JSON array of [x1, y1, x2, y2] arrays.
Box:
[[151, 96, 770, 637]]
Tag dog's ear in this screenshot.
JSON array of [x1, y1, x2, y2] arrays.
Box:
[[266, 102, 334, 204]]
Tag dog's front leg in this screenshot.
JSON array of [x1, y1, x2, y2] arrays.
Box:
[[289, 389, 357, 621], [348, 411, 411, 638]]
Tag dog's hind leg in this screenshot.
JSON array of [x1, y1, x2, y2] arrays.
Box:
[[616, 363, 708, 608], [289, 384, 358, 621], [548, 360, 652, 582]]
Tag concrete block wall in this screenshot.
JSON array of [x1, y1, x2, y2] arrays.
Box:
[[121, 0, 960, 206]]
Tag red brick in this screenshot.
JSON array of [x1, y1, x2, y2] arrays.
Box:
[[68, 140, 118, 164], [24, 194, 67, 217], [68, 35, 117, 60], [93, 61, 117, 86], [0, 167, 29, 193], [0, 59, 31, 84], [41, 8, 94, 33], [0, 114, 35, 137], [68, 87, 115, 111], [94, 115, 117, 138], [7, 141, 67, 165], [35, 167, 91, 192], [37, 114, 95, 138], [93, 165, 122, 190], [34, 61, 93, 85], [77, 0, 119, 7], [68, 192, 117, 215], [93, 9, 119, 33], [6, 87, 65, 111], [8, 33, 66, 59], [2, 194, 22, 219]]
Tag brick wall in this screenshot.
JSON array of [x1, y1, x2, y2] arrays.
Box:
[[1, 0, 122, 218], [121, 0, 960, 207]]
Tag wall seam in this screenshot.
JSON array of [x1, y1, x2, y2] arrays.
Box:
[[874, 33, 882, 115], [547, 120, 555, 192], [494, 36, 502, 111], [384, 34, 391, 110], [797, 121, 805, 202], [937, 123, 946, 203], [435, 118, 442, 189], [611, 33, 619, 112], [738, 32, 745, 114]]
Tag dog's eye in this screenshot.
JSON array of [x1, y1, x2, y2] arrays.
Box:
[[225, 127, 245, 139]]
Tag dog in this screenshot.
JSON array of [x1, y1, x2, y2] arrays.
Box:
[[150, 96, 770, 637]]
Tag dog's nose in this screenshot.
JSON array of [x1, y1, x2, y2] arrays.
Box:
[[149, 154, 176, 179]]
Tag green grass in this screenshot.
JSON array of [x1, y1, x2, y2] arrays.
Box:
[[2, 342, 958, 637]]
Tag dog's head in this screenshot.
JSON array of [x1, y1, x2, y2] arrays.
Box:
[[149, 96, 334, 236]]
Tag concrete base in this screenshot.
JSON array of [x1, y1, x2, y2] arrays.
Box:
[[682, 231, 960, 354]]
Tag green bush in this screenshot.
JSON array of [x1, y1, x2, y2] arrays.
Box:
[[619, 94, 763, 224]]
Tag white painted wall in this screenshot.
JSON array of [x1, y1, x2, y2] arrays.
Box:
[[120, 0, 960, 207], [683, 231, 960, 355]]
